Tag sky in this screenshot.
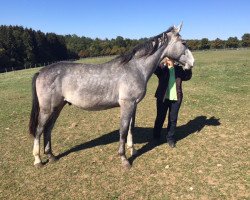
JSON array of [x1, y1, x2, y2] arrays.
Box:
[[0, 0, 249, 40]]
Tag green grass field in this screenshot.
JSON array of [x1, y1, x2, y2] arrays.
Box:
[[0, 49, 249, 199]]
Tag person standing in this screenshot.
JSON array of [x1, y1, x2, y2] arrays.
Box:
[[153, 57, 192, 147]]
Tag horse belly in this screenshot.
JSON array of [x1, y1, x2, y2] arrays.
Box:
[[64, 87, 119, 111], [62, 71, 120, 110], [67, 95, 119, 110]]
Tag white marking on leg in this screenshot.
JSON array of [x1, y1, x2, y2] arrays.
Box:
[[127, 111, 138, 156], [33, 138, 41, 165], [44, 140, 51, 154], [127, 130, 137, 156], [32, 111, 51, 166], [127, 129, 133, 148], [130, 147, 138, 156]]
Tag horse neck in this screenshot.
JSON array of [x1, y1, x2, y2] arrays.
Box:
[[135, 46, 165, 82]]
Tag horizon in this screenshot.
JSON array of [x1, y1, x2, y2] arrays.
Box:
[[0, 24, 247, 41], [0, 0, 249, 40]]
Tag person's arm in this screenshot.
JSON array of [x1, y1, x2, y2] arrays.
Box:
[[182, 69, 192, 81], [176, 65, 192, 81], [154, 63, 164, 77]]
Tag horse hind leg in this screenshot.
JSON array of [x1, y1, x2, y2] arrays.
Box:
[[33, 108, 53, 167], [43, 102, 66, 163]]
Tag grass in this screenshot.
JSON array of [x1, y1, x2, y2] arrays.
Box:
[[0, 49, 249, 199]]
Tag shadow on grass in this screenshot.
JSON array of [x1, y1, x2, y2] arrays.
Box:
[[175, 116, 221, 141], [57, 115, 220, 162], [129, 115, 221, 164]]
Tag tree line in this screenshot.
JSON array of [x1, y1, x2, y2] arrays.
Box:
[[0, 25, 249, 72], [187, 35, 250, 50], [0, 25, 73, 72]]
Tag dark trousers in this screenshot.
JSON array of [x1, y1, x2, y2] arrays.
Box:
[[153, 98, 182, 141]]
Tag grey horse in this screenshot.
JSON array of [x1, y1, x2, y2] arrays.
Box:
[[29, 23, 194, 169]]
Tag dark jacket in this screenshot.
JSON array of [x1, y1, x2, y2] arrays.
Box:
[[154, 64, 192, 102]]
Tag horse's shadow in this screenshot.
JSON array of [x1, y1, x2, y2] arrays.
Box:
[[57, 115, 220, 163]]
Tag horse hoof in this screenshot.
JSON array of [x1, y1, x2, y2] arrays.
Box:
[[34, 162, 44, 168], [122, 160, 132, 170]]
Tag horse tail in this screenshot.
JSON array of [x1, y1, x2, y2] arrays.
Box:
[[29, 72, 40, 138]]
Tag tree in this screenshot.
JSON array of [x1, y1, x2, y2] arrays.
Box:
[[78, 50, 89, 58], [100, 41, 112, 56], [46, 33, 68, 61], [211, 38, 225, 49], [115, 36, 126, 47], [110, 45, 121, 55], [89, 39, 103, 57], [199, 38, 210, 50], [225, 37, 239, 48], [186, 40, 200, 50], [22, 29, 37, 65], [35, 30, 49, 63], [241, 33, 250, 47], [0, 25, 71, 71], [0, 48, 9, 69]]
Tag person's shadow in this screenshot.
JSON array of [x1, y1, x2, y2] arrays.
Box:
[[57, 115, 220, 164], [128, 115, 220, 164], [175, 116, 221, 141]]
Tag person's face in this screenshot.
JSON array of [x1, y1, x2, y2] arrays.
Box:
[[165, 58, 174, 66]]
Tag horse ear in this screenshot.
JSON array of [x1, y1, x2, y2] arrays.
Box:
[[175, 22, 183, 33], [162, 33, 166, 42]]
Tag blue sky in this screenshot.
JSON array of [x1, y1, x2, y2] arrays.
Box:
[[1, 0, 249, 40]]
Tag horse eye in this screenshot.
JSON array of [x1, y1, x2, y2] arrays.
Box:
[[182, 41, 187, 45]]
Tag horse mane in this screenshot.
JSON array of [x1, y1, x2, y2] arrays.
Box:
[[118, 26, 174, 64]]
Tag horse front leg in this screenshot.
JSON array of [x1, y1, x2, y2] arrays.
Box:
[[127, 105, 138, 156], [118, 99, 136, 169]]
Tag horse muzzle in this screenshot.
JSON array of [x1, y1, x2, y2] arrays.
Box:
[[179, 49, 194, 70]]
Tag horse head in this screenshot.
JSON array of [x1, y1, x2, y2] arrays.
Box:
[[159, 23, 194, 70]]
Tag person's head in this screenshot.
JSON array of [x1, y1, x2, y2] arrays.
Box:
[[163, 57, 174, 67]]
